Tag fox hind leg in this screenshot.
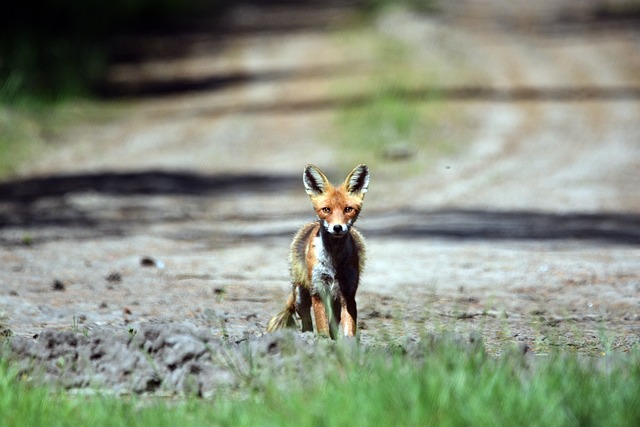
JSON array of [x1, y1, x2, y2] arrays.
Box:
[[295, 286, 313, 332]]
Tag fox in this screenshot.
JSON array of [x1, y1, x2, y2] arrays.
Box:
[[266, 164, 370, 339]]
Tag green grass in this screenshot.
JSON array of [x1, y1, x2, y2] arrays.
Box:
[[0, 100, 127, 179], [2, 339, 640, 427], [359, 0, 440, 16], [330, 28, 463, 174], [0, 109, 41, 177], [0, 0, 217, 104], [0, 1, 226, 178]]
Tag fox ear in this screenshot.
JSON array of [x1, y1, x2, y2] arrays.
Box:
[[344, 164, 369, 196], [303, 164, 331, 196]]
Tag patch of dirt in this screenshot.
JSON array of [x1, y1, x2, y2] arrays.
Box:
[[3, 326, 353, 396], [1, 1, 639, 394]]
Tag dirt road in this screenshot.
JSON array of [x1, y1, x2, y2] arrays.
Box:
[[1, 1, 639, 394]]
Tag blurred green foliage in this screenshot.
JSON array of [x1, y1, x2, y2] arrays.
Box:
[[0, 0, 223, 103], [359, 0, 439, 15]]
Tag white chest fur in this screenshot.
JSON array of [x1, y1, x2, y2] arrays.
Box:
[[310, 234, 340, 298]]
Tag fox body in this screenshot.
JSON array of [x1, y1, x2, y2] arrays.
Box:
[[267, 164, 369, 338]]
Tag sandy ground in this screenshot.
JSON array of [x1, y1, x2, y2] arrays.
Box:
[[1, 1, 639, 394]]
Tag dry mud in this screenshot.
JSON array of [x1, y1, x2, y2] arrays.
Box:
[[1, 1, 640, 395]]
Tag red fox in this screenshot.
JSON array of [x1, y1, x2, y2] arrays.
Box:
[[267, 164, 370, 338]]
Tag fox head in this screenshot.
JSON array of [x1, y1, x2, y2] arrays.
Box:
[[303, 164, 370, 237]]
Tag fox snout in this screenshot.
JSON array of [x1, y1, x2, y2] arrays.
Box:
[[325, 222, 350, 236]]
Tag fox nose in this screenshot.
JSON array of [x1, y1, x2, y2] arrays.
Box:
[[333, 225, 344, 233]]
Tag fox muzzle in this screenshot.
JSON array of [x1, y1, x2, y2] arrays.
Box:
[[323, 221, 350, 237]]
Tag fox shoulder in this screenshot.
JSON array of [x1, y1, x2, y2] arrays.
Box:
[[289, 222, 320, 286]]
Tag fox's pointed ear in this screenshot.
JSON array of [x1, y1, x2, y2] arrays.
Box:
[[344, 164, 369, 196], [303, 164, 331, 196]]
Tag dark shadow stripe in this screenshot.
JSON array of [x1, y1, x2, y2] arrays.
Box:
[[0, 170, 299, 203]]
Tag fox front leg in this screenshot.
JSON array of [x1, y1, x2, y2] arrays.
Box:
[[312, 274, 341, 338], [311, 294, 331, 337], [340, 295, 357, 337]]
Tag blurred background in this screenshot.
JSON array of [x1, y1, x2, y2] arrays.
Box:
[[1, 0, 639, 213]]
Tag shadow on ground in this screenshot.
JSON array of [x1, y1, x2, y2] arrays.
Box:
[[0, 170, 299, 203], [364, 209, 640, 245], [1, 171, 638, 245]]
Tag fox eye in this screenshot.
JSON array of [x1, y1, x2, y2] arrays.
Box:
[[321, 207, 331, 214], [344, 206, 354, 213]]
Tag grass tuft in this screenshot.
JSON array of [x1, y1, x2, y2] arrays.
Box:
[[2, 336, 640, 426]]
